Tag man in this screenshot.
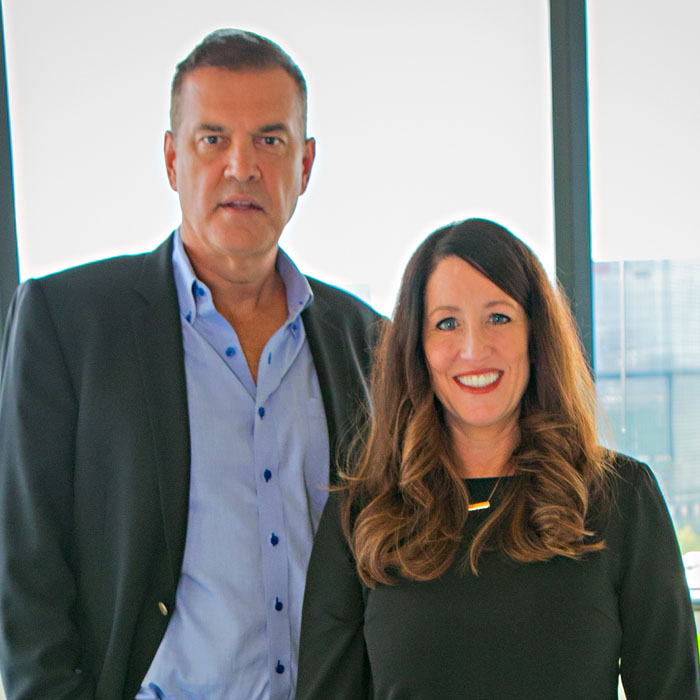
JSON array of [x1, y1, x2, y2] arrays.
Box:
[[0, 30, 381, 700]]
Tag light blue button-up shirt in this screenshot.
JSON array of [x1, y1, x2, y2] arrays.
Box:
[[137, 232, 330, 700]]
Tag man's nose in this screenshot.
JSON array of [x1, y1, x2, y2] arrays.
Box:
[[223, 140, 260, 181]]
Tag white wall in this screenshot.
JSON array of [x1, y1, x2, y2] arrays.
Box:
[[4, 0, 554, 316]]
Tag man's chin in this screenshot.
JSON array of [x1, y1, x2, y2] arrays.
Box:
[[208, 230, 281, 261]]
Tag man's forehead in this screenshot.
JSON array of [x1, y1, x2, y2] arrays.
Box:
[[180, 67, 299, 108], [177, 66, 305, 130], [182, 64, 290, 84]]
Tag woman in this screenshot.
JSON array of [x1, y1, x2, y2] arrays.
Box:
[[296, 219, 699, 700]]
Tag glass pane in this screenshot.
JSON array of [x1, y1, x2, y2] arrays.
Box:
[[588, 0, 700, 644], [3, 0, 553, 316]]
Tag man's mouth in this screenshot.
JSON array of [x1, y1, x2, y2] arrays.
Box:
[[220, 197, 263, 211]]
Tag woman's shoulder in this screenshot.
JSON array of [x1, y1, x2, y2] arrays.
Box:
[[601, 450, 672, 527], [605, 450, 660, 493]]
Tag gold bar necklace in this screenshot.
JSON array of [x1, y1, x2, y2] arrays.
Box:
[[467, 475, 504, 512]]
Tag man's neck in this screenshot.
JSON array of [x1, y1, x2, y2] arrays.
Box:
[[185, 243, 290, 383]]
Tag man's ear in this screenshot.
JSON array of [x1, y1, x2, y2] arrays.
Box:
[[300, 137, 316, 194], [164, 131, 178, 192]]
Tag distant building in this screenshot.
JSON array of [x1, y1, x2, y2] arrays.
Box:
[[593, 260, 700, 530]]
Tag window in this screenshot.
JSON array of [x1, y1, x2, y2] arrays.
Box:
[[3, 0, 553, 316], [588, 0, 700, 629]]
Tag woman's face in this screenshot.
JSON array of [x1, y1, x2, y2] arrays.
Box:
[[422, 256, 530, 442]]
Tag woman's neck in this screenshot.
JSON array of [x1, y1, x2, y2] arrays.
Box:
[[449, 420, 520, 479]]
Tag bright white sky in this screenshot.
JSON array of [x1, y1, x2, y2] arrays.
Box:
[[588, 0, 700, 264], [3, 0, 699, 316]]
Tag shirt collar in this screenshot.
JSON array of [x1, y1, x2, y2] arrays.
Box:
[[171, 228, 314, 326]]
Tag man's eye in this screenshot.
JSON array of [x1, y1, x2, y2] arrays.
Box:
[[436, 317, 457, 331], [261, 136, 281, 146], [489, 313, 511, 325], [202, 135, 220, 145]]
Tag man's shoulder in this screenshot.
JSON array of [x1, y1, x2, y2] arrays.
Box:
[[6, 238, 176, 340], [36, 253, 143, 294], [19, 237, 173, 307], [38, 237, 171, 290]]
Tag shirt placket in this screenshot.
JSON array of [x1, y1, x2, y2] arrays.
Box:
[[254, 334, 294, 700]]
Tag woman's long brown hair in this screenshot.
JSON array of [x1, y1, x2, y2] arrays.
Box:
[[342, 219, 612, 587]]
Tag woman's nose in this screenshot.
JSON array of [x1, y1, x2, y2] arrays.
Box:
[[459, 325, 488, 360]]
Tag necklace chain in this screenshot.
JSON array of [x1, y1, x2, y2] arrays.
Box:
[[467, 475, 504, 512]]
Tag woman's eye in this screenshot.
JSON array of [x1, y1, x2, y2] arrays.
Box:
[[436, 317, 457, 331], [489, 313, 511, 325]]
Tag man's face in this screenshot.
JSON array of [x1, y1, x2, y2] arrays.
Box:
[[164, 66, 315, 267]]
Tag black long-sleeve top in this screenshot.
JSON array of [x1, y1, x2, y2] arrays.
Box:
[[297, 454, 699, 700]]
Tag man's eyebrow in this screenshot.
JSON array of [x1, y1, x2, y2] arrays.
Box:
[[258, 123, 289, 134], [197, 123, 225, 132]]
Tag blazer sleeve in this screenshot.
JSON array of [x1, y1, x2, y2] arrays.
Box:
[[296, 491, 372, 700], [617, 460, 700, 699], [0, 281, 95, 699]]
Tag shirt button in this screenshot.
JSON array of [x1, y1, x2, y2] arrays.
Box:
[[258, 406, 265, 419], [275, 597, 284, 611], [275, 661, 285, 674], [157, 601, 168, 616], [270, 533, 279, 546], [225, 346, 236, 357], [195, 284, 205, 297], [263, 469, 272, 482]]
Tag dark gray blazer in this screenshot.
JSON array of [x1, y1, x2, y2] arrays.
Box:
[[0, 236, 382, 700]]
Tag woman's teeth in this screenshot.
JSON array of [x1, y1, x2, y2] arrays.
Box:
[[456, 371, 500, 388]]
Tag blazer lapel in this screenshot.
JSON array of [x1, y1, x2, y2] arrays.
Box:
[[303, 282, 367, 483], [131, 236, 191, 587]]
